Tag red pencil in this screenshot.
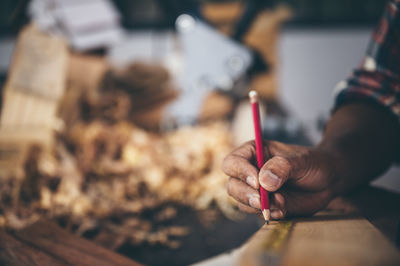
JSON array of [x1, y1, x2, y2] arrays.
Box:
[[249, 90, 270, 224]]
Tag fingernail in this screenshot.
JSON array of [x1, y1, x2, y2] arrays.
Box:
[[248, 194, 261, 209], [260, 170, 281, 189], [246, 176, 258, 189], [271, 209, 284, 219]]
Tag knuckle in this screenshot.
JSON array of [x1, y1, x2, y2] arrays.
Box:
[[222, 155, 238, 176], [244, 140, 255, 147], [226, 178, 236, 197], [233, 141, 255, 156], [221, 156, 230, 174], [226, 178, 232, 194], [246, 140, 256, 152]]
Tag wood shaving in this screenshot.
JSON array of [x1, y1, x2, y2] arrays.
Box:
[[0, 120, 240, 249], [0, 62, 240, 250]]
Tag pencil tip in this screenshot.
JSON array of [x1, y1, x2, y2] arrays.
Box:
[[262, 209, 271, 223], [266, 220, 269, 225]]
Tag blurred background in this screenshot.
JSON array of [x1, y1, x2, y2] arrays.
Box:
[[0, 0, 398, 265], [1, 0, 396, 189]]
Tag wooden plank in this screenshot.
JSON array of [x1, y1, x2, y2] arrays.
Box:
[[193, 186, 400, 266], [239, 221, 292, 266], [0, 230, 67, 266], [12, 221, 142, 266], [282, 212, 400, 266], [237, 185, 400, 266], [239, 211, 400, 266]]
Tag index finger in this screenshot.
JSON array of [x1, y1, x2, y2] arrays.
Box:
[[222, 141, 259, 189]]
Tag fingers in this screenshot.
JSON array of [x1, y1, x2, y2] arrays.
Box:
[[270, 193, 286, 219], [227, 177, 321, 220], [224, 140, 331, 220], [269, 191, 317, 219], [259, 156, 292, 192], [227, 177, 261, 209], [222, 141, 259, 189], [282, 189, 333, 217], [226, 176, 290, 220], [237, 202, 260, 214]]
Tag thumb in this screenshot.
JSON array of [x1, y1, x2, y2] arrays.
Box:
[[258, 155, 305, 192]]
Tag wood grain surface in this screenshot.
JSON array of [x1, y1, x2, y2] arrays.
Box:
[[239, 221, 292, 266], [237, 186, 400, 266], [239, 211, 400, 266], [282, 212, 400, 266], [0, 221, 141, 266], [0, 230, 67, 266]]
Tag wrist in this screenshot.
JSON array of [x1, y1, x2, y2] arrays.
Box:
[[316, 103, 400, 194], [312, 144, 347, 197]]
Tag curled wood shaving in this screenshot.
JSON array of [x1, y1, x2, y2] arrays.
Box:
[[0, 121, 240, 249]]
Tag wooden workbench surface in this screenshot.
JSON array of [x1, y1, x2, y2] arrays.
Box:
[[0, 221, 142, 266], [1, 186, 399, 266], [194, 186, 400, 266]]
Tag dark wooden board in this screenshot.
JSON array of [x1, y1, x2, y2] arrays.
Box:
[[0, 221, 141, 266], [0, 230, 67, 266]]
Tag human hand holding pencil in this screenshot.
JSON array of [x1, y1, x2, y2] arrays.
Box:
[[223, 91, 339, 220]]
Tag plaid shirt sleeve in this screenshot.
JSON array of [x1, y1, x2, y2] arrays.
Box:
[[333, 0, 400, 121]]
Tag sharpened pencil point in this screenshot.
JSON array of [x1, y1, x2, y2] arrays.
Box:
[[262, 209, 270, 224], [266, 220, 269, 225]]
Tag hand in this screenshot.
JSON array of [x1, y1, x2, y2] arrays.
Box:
[[222, 140, 339, 219]]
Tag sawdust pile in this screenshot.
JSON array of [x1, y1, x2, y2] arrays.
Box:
[[0, 121, 238, 249], [0, 62, 239, 249]]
